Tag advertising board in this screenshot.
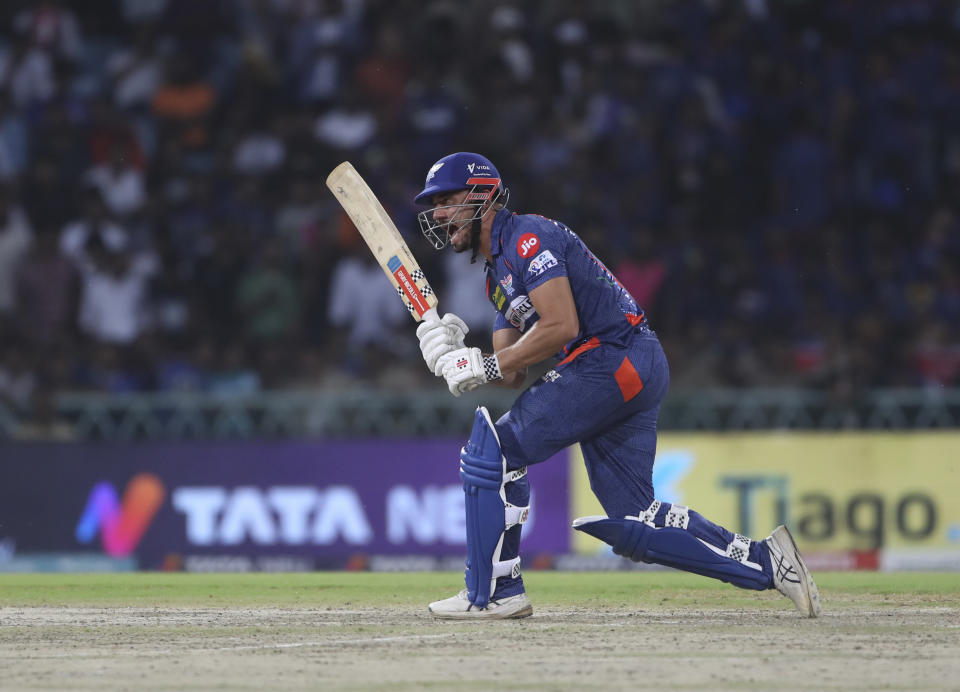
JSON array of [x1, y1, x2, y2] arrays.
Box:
[[571, 432, 960, 557], [0, 440, 570, 570]]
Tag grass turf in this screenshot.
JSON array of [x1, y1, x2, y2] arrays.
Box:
[[0, 571, 957, 609]]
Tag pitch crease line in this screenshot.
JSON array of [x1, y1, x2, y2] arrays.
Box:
[[210, 632, 457, 652]]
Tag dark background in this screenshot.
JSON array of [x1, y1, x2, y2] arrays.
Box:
[[0, 0, 958, 438]]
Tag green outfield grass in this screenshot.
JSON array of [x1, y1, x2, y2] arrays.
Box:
[[1, 571, 957, 609]]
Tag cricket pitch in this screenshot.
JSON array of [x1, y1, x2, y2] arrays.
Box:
[[0, 571, 957, 691]]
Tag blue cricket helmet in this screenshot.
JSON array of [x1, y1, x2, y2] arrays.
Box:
[[414, 152, 502, 204]]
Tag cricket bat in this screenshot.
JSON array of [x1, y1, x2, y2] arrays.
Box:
[[326, 161, 439, 323]]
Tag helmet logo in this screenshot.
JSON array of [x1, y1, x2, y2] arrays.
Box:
[[467, 163, 475, 173], [426, 161, 445, 182]]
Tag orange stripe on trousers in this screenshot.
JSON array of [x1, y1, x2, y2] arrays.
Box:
[[614, 356, 644, 401], [557, 337, 600, 367]]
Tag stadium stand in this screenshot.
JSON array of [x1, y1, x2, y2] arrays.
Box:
[[0, 0, 958, 439]]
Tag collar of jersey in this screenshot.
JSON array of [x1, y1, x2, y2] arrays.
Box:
[[488, 208, 513, 260]]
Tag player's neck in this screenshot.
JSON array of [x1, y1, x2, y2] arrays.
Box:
[[479, 230, 492, 263], [479, 216, 494, 263]]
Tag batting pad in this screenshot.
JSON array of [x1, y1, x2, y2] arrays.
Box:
[[573, 516, 772, 591], [460, 407, 529, 609]]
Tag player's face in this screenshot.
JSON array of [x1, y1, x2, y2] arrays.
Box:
[[431, 190, 475, 252]]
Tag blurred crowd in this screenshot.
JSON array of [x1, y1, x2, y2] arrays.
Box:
[[1, 0, 960, 430]]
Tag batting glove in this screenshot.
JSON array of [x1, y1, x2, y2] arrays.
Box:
[[416, 313, 469, 376], [437, 346, 503, 397]]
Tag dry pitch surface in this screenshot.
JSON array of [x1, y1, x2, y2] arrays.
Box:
[[0, 572, 957, 691]]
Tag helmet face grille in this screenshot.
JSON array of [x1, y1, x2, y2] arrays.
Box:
[[417, 196, 485, 249], [417, 179, 510, 250]]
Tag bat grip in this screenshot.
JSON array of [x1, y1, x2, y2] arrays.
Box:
[[422, 307, 440, 323]]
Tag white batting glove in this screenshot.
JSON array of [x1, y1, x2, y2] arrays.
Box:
[[416, 313, 469, 376], [437, 347, 503, 397]]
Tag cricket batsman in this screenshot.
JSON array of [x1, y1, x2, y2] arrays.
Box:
[[414, 152, 822, 619]]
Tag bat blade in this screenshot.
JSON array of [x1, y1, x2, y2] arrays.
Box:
[[326, 161, 439, 322]]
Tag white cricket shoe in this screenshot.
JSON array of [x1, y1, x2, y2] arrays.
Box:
[[765, 525, 822, 617], [428, 589, 533, 620]]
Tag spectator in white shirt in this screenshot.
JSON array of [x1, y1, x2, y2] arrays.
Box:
[[13, 0, 83, 63], [76, 234, 156, 345], [0, 36, 56, 108], [232, 115, 287, 176], [326, 241, 407, 373], [313, 85, 378, 152], [440, 250, 494, 341], [106, 27, 163, 111], [84, 141, 146, 219], [60, 186, 129, 263]]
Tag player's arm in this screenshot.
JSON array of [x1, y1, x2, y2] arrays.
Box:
[[491, 327, 527, 388], [493, 276, 579, 378]]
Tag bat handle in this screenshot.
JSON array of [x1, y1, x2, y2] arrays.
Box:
[[422, 307, 440, 323]]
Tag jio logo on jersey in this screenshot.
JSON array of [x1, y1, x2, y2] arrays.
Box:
[[517, 233, 539, 258]]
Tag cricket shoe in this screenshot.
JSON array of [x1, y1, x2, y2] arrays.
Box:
[[428, 589, 533, 620], [765, 525, 822, 618]]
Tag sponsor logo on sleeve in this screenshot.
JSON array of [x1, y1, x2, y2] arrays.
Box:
[[507, 295, 536, 329], [528, 250, 558, 276], [499, 274, 515, 295], [517, 233, 540, 258], [491, 284, 507, 310]]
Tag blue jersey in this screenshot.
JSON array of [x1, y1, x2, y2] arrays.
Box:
[[484, 209, 646, 357]]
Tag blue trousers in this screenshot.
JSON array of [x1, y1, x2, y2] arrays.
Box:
[[496, 331, 668, 517], [490, 330, 772, 596]]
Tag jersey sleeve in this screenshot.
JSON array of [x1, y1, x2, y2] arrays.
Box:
[[508, 217, 569, 292], [493, 312, 513, 332]]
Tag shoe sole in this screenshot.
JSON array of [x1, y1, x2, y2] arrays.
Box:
[[773, 525, 822, 618], [429, 603, 533, 620]]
